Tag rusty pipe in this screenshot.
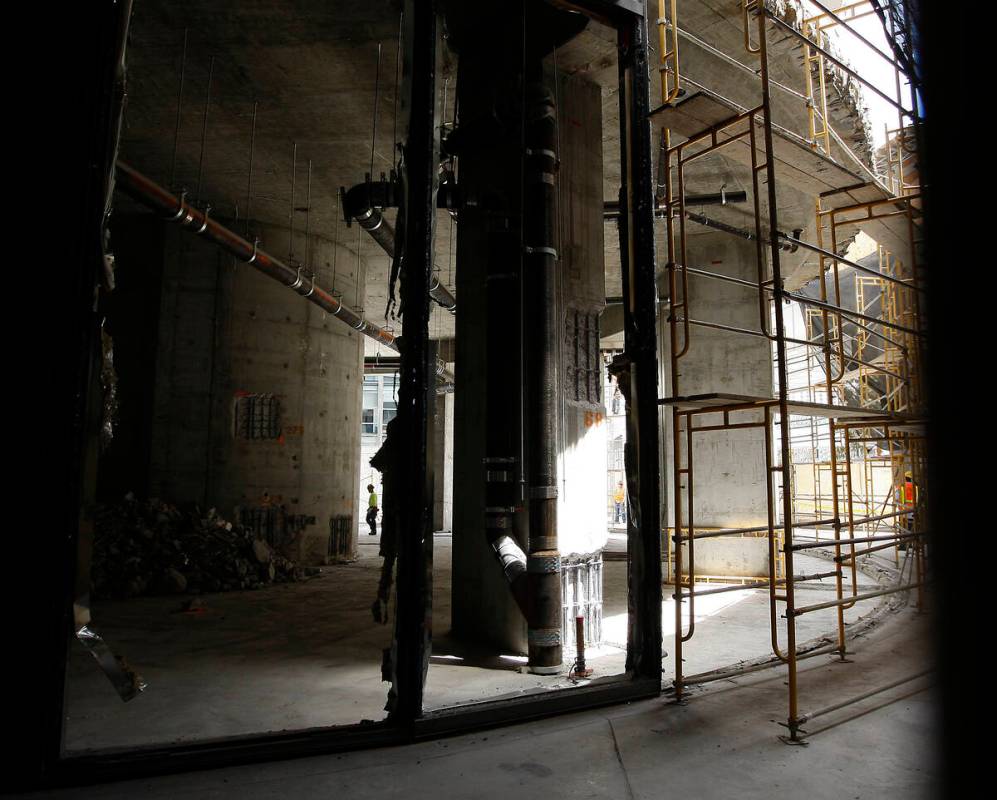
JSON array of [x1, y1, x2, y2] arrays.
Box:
[[115, 160, 398, 351]]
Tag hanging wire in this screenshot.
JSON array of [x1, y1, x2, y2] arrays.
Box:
[[169, 28, 188, 191], [371, 41, 382, 180], [331, 192, 341, 297], [289, 141, 297, 263], [194, 55, 216, 204], [245, 100, 258, 237], [356, 223, 364, 311], [393, 11, 403, 169]]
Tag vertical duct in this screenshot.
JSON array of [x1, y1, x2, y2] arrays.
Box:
[[523, 72, 562, 673]]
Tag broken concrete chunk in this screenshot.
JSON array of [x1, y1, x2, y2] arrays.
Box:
[[252, 538, 272, 564], [91, 495, 304, 599]]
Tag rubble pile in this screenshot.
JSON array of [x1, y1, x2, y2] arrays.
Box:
[[92, 495, 302, 599]]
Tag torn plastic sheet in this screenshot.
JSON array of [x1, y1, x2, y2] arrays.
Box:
[[75, 625, 147, 702]]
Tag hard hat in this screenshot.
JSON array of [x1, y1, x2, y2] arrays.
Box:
[[904, 471, 912, 479]]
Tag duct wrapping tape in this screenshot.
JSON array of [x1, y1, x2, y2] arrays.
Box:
[[483, 456, 517, 464], [75, 625, 147, 702], [527, 553, 562, 574], [529, 485, 559, 499], [486, 470, 513, 483], [492, 535, 527, 582], [528, 628, 562, 647], [484, 506, 516, 514]]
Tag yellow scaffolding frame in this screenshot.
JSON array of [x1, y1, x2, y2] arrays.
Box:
[[654, 0, 928, 743]]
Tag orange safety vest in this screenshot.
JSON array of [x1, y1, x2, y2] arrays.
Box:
[[904, 481, 914, 503]]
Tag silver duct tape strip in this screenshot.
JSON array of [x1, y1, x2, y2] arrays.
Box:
[[529, 485, 559, 499], [527, 553, 562, 574], [484, 506, 516, 514], [75, 625, 147, 702], [492, 535, 527, 581], [524, 147, 557, 160], [486, 470, 513, 483], [483, 456, 517, 464], [528, 628, 562, 647]]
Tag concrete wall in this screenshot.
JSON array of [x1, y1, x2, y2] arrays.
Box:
[[662, 234, 774, 579], [143, 218, 366, 565], [433, 390, 454, 532], [555, 70, 608, 559]]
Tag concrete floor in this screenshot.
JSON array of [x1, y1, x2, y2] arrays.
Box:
[[64, 534, 892, 753], [39, 600, 936, 799]]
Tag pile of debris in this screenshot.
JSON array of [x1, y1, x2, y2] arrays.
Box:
[[92, 494, 302, 599]]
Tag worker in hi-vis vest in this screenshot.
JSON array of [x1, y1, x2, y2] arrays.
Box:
[[366, 484, 378, 536], [896, 471, 918, 549], [613, 481, 626, 524]]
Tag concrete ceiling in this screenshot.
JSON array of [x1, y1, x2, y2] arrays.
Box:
[[117, 0, 459, 348], [116, 0, 878, 353]]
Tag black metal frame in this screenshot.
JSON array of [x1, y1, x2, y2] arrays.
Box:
[[37, 0, 660, 788]]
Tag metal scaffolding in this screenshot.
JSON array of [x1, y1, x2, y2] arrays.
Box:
[[652, 0, 927, 742]]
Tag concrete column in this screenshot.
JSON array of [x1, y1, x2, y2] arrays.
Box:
[[663, 232, 774, 579], [433, 390, 454, 532], [140, 217, 367, 565]]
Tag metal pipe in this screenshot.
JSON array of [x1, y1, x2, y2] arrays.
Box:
[[785, 230, 922, 293], [791, 531, 924, 551], [757, 5, 802, 741], [341, 180, 457, 313], [686, 210, 799, 252], [523, 72, 563, 674], [760, 7, 913, 117], [683, 644, 839, 686], [837, 535, 918, 561], [603, 191, 747, 219], [790, 582, 923, 616], [797, 669, 934, 725], [673, 571, 838, 600], [114, 160, 398, 351]]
